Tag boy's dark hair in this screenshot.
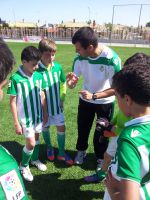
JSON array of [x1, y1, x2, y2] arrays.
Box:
[[0, 38, 15, 83], [21, 46, 41, 62], [72, 27, 98, 49], [38, 39, 56, 53], [124, 52, 150, 66], [112, 53, 150, 106]]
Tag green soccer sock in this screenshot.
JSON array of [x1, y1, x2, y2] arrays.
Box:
[[42, 129, 52, 149], [57, 132, 65, 157], [21, 146, 33, 167], [31, 140, 40, 161]]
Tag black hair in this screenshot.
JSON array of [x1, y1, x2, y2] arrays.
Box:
[[112, 53, 150, 106], [21, 46, 41, 62], [0, 38, 15, 83], [72, 27, 98, 49]]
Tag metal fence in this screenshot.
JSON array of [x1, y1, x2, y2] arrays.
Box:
[[0, 27, 150, 45]]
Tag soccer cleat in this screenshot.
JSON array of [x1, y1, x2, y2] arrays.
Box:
[[57, 154, 74, 166], [19, 165, 33, 182], [84, 169, 106, 183], [31, 160, 47, 171], [84, 173, 100, 183], [47, 148, 55, 161], [74, 150, 86, 165]]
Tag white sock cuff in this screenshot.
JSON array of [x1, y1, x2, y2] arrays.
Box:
[[42, 127, 49, 132], [23, 146, 34, 155], [35, 140, 40, 145], [57, 131, 65, 135]]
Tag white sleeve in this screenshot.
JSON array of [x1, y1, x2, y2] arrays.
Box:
[[72, 59, 81, 77]]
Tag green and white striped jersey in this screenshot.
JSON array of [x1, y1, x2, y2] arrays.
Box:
[[7, 66, 46, 128], [72, 45, 121, 104], [37, 61, 66, 116], [111, 115, 150, 199]]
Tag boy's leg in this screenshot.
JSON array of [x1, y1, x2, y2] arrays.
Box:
[[20, 136, 35, 182], [56, 114, 73, 165], [57, 130, 65, 157], [42, 126, 54, 161], [31, 134, 40, 161], [31, 133, 47, 171], [21, 145, 33, 167], [42, 126, 52, 149]]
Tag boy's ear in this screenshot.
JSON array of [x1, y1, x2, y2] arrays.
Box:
[[88, 44, 94, 51], [124, 94, 132, 106]]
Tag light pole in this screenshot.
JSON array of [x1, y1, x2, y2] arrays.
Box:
[[88, 6, 91, 23]]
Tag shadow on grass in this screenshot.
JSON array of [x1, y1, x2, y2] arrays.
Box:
[[0, 141, 98, 171], [25, 173, 104, 200], [0, 141, 104, 200]]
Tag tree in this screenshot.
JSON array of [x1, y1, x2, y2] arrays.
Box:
[[146, 22, 150, 27]]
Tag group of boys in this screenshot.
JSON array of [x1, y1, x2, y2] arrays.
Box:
[[1, 26, 150, 200], [7, 39, 74, 182]]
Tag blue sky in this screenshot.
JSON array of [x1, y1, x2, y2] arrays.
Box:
[[1, 0, 150, 26]]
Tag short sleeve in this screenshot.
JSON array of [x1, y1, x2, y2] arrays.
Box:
[[112, 56, 121, 73], [41, 76, 46, 90], [60, 66, 66, 83], [7, 76, 17, 96], [72, 57, 81, 77], [117, 139, 141, 183]]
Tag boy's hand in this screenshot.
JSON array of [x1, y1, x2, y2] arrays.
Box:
[[104, 169, 120, 197], [43, 113, 48, 126], [15, 123, 23, 135], [79, 90, 93, 100], [66, 72, 78, 89]]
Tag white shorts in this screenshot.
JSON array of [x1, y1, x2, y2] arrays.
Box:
[[103, 189, 111, 200], [22, 123, 42, 138], [44, 113, 65, 127], [106, 136, 118, 157]]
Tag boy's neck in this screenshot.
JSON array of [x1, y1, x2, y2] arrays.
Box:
[[41, 60, 52, 68], [131, 104, 150, 118], [22, 66, 32, 77]]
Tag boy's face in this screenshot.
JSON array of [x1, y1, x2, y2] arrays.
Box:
[[41, 51, 55, 66], [115, 91, 131, 117], [0, 79, 7, 101], [22, 60, 39, 75]]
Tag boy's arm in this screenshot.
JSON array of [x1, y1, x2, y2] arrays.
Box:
[[120, 179, 140, 200], [105, 170, 139, 200], [60, 82, 66, 102], [10, 96, 22, 135], [41, 90, 48, 125]]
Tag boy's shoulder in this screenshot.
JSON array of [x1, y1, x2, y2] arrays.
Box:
[[119, 120, 150, 146], [53, 61, 62, 69], [10, 70, 23, 81]]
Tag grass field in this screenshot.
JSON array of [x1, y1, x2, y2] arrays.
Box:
[[0, 42, 150, 200]]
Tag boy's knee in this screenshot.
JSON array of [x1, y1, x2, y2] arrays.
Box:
[[42, 127, 49, 132]]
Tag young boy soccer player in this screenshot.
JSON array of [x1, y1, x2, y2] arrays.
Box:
[[104, 53, 150, 200], [84, 105, 131, 183], [7, 46, 47, 182], [38, 39, 73, 165]]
